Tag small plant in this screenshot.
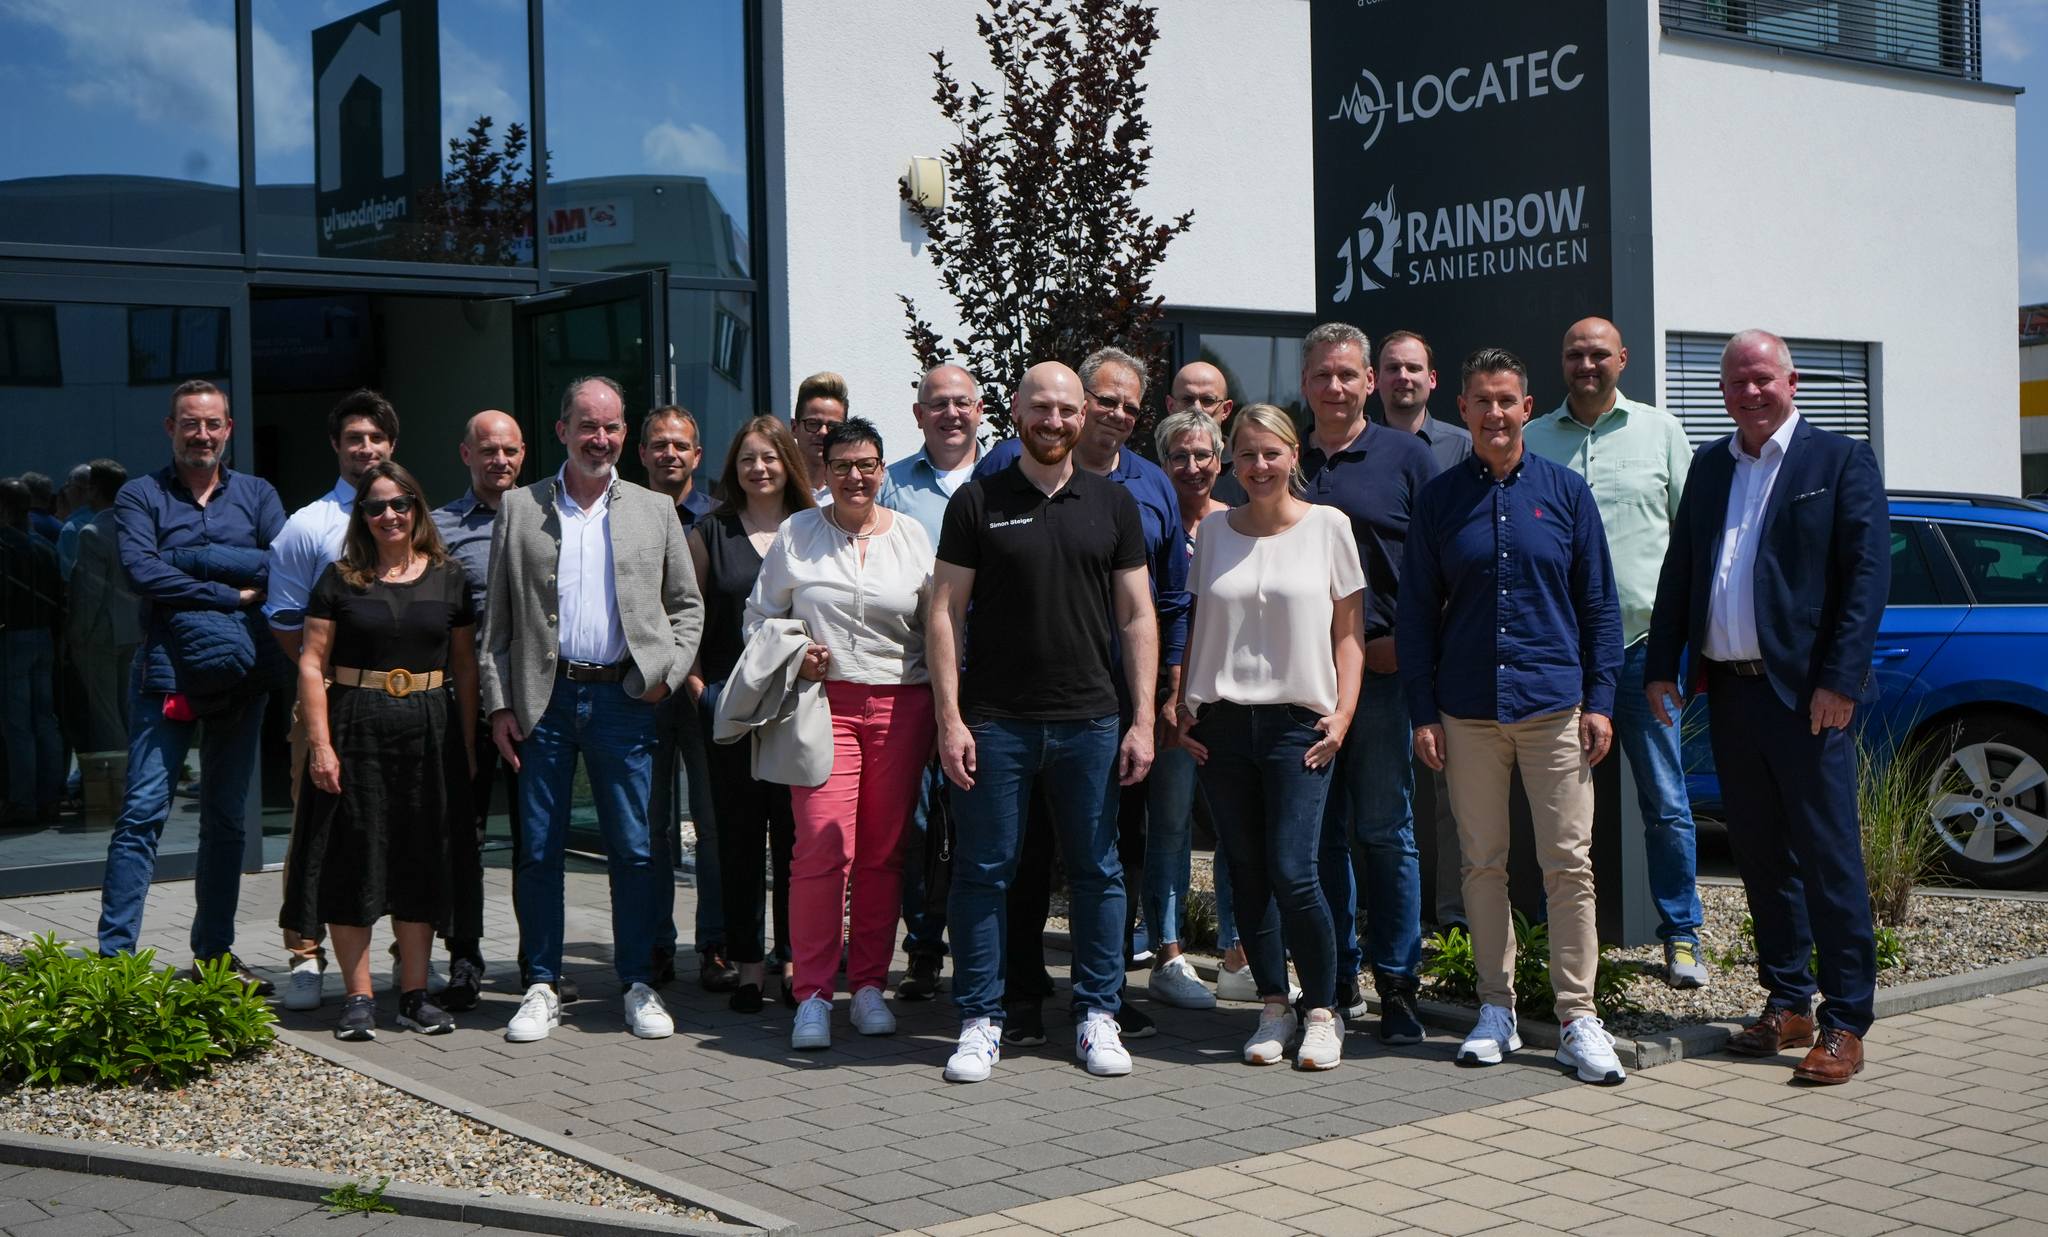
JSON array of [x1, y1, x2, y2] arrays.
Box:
[[1859, 726, 1957, 927], [0, 935, 275, 1088], [1181, 891, 1219, 954], [1707, 914, 1904, 974], [322, 1176, 396, 1215], [1875, 924, 1906, 972], [1420, 916, 1641, 1021]]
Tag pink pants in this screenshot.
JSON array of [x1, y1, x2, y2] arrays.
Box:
[[789, 681, 936, 1002]]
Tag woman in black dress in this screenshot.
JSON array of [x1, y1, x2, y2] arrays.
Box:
[[281, 462, 477, 1041], [687, 415, 814, 1012]]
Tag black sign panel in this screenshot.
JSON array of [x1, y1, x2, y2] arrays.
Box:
[[312, 0, 442, 258], [1312, 0, 1612, 412]]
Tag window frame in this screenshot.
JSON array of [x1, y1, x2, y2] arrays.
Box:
[[1929, 517, 2048, 608]]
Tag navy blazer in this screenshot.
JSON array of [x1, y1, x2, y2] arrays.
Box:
[[1646, 417, 1889, 713]]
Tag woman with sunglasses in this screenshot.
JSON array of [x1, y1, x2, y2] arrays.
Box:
[[280, 462, 477, 1041], [746, 417, 936, 1051]]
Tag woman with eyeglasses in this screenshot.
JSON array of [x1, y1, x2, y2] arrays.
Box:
[[689, 415, 815, 1013], [745, 416, 936, 1051], [280, 462, 477, 1041], [1172, 404, 1365, 1071]]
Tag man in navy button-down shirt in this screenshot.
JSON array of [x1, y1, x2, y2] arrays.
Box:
[[1296, 322, 1438, 1043], [1399, 347, 1625, 1085]]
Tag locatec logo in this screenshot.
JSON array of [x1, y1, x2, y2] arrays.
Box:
[[1331, 182, 1591, 299], [1327, 46, 1585, 152]]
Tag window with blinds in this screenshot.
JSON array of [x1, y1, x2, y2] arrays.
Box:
[[1664, 333, 1874, 446]]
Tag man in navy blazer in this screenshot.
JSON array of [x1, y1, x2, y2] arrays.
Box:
[[1646, 329, 1888, 1085]]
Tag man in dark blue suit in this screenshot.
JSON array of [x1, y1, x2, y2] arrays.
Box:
[[1646, 329, 1888, 1085]]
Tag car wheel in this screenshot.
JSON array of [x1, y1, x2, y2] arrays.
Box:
[[1925, 714, 2048, 890]]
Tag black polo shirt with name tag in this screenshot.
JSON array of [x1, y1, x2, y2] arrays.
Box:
[[937, 461, 1146, 722]]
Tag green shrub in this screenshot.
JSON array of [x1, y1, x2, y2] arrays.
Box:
[[1180, 890, 1219, 953], [1859, 727, 1955, 928], [0, 935, 275, 1088], [1421, 915, 1642, 1020]]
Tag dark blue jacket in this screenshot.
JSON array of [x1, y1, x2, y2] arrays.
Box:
[[160, 546, 294, 699], [1646, 418, 1889, 712]]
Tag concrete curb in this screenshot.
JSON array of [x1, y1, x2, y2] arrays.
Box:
[[0, 1130, 749, 1237], [1081, 931, 2048, 1071]]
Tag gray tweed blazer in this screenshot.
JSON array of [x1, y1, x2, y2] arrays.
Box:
[[479, 472, 703, 733]]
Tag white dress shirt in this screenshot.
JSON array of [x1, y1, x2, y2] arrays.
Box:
[[263, 477, 353, 630], [1704, 410, 1801, 662], [744, 507, 934, 686], [554, 468, 629, 664]]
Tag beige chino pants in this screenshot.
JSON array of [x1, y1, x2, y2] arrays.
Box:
[[1440, 707, 1598, 1024]]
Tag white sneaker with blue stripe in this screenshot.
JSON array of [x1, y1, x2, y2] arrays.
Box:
[[944, 1016, 1001, 1083]]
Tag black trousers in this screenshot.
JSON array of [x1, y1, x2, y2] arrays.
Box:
[[709, 730, 794, 966], [1005, 777, 1147, 1002], [446, 716, 517, 963]]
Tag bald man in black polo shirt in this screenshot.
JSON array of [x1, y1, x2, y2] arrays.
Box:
[[929, 361, 1159, 1085]]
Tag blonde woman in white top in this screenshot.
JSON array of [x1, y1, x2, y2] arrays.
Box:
[[746, 417, 936, 1051], [1173, 404, 1366, 1071]]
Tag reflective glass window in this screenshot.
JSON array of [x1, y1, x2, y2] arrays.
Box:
[[673, 288, 758, 476], [251, 0, 533, 263], [1199, 333, 1306, 423], [541, 1, 752, 277], [0, 0, 240, 252], [1939, 523, 2048, 606]]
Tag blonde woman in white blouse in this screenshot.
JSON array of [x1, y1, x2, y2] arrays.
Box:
[[1173, 403, 1366, 1071], [746, 417, 936, 1052]]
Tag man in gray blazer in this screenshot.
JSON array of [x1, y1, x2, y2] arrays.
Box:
[[483, 376, 704, 1043]]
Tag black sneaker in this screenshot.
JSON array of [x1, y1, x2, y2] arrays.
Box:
[[398, 989, 455, 1035], [335, 993, 376, 1041], [1002, 1000, 1047, 1047], [1115, 1002, 1157, 1039], [653, 947, 677, 987], [188, 953, 275, 997], [441, 957, 483, 1013], [1338, 970, 1371, 1020], [1375, 971, 1425, 1046], [897, 954, 943, 1002], [699, 949, 741, 993], [729, 982, 764, 1014]]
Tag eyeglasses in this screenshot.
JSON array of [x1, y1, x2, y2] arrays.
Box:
[[826, 458, 883, 479], [1175, 394, 1227, 411], [796, 416, 841, 435], [1089, 392, 1142, 418], [361, 496, 416, 517], [1166, 450, 1217, 468], [920, 395, 979, 411]]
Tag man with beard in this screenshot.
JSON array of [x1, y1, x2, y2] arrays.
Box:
[[485, 377, 703, 1043], [973, 347, 1188, 1043], [931, 361, 1157, 1083]]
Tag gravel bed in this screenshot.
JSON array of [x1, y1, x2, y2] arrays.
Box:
[[0, 933, 712, 1224]]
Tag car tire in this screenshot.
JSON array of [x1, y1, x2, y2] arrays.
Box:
[[1925, 713, 2048, 890]]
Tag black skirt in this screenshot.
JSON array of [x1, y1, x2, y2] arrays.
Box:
[[280, 682, 471, 934]]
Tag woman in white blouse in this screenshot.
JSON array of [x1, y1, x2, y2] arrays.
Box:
[[1173, 403, 1366, 1071], [746, 417, 936, 1051]]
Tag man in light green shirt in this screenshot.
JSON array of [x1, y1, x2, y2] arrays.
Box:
[[1523, 317, 1707, 988]]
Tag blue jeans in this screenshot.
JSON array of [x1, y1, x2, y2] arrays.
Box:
[[1144, 742, 1202, 949], [948, 714, 1124, 1022], [1319, 670, 1422, 981], [1197, 703, 1339, 1008], [652, 690, 723, 955], [0, 629, 64, 811], [98, 673, 265, 960], [515, 679, 663, 987], [901, 761, 949, 957], [1614, 641, 1703, 944]]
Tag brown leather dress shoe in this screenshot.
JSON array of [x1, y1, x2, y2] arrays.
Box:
[[1726, 1005, 1817, 1057], [1794, 1027, 1865, 1084]]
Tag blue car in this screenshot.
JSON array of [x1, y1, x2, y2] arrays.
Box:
[[1684, 492, 2048, 889]]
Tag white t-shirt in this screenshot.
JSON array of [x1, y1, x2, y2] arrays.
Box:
[[744, 507, 935, 686], [935, 462, 975, 496], [1183, 504, 1366, 716]]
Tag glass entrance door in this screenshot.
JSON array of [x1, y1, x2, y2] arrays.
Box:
[[513, 270, 670, 482]]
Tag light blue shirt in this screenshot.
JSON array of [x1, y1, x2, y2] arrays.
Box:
[[878, 446, 980, 544], [56, 504, 95, 579], [263, 477, 352, 631]]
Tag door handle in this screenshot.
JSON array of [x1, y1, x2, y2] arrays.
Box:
[[1872, 648, 1910, 661]]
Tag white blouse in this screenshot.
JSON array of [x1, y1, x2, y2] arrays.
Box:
[[744, 507, 934, 686], [1183, 504, 1366, 717]]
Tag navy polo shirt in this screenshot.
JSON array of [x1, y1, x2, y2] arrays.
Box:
[[1301, 419, 1438, 641], [1396, 449, 1622, 727], [938, 462, 1146, 721]]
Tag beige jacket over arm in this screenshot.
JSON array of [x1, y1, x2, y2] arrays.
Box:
[[479, 472, 703, 734]]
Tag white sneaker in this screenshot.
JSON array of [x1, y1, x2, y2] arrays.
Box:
[[1215, 960, 1260, 1003], [792, 995, 833, 1050], [1146, 956, 1217, 1009], [944, 1017, 1002, 1083], [850, 985, 895, 1035], [623, 982, 674, 1039], [1244, 1002, 1299, 1065], [1458, 1003, 1520, 1066], [1077, 1009, 1133, 1077], [504, 983, 561, 1043], [1558, 1015, 1627, 1085], [1297, 1008, 1344, 1071], [281, 958, 323, 1011]]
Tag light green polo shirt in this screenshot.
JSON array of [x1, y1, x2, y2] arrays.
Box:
[[1522, 392, 1692, 645]]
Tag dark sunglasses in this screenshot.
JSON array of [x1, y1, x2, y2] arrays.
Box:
[[361, 496, 417, 517]]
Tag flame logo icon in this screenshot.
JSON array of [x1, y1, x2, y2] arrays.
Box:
[[1332, 188, 1399, 303], [1326, 68, 1391, 152]]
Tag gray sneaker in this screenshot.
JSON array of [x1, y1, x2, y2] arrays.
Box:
[[1665, 940, 1709, 989]]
